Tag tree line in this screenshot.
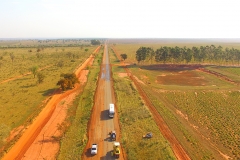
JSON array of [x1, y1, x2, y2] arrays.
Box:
[[136, 45, 240, 65]]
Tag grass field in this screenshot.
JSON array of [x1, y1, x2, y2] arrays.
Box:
[[112, 42, 240, 160], [109, 48, 176, 160], [0, 45, 96, 154], [0, 46, 94, 81]]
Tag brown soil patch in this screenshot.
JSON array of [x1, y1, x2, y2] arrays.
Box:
[[157, 70, 207, 86], [118, 72, 128, 78]]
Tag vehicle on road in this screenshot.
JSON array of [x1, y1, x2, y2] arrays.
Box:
[[109, 103, 115, 118], [91, 143, 98, 155], [109, 130, 116, 141], [111, 142, 120, 158]]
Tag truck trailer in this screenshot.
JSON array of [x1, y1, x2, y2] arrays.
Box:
[[109, 103, 115, 118]]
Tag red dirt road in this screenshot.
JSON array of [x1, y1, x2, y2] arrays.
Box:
[[82, 44, 125, 160], [2, 46, 101, 160]]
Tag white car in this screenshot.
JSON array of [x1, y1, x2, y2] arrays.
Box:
[[91, 144, 97, 155]]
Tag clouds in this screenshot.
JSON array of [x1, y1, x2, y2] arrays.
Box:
[[0, 0, 240, 38]]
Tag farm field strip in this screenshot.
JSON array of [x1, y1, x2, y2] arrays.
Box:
[[112, 43, 240, 159], [110, 64, 176, 158], [111, 46, 188, 159]]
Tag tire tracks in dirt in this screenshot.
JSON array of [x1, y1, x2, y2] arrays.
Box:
[[112, 46, 191, 160]]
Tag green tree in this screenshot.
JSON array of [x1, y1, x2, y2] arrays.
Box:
[[147, 48, 155, 64], [66, 52, 72, 59], [215, 45, 223, 64], [155, 47, 169, 64], [184, 48, 193, 64], [235, 49, 240, 65], [57, 79, 68, 91], [91, 39, 101, 45], [57, 60, 64, 68], [36, 52, 42, 59], [29, 66, 38, 78], [37, 72, 45, 84], [120, 54, 127, 61], [136, 47, 150, 64], [192, 46, 201, 63], [10, 52, 15, 63], [57, 73, 79, 91], [200, 46, 207, 63]]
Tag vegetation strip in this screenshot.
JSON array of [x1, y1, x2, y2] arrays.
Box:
[[109, 47, 176, 159], [57, 46, 102, 159]]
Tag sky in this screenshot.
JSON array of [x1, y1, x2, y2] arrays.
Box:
[[0, 0, 240, 39]]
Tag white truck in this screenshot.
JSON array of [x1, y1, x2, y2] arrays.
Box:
[[109, 103, 115, 118]]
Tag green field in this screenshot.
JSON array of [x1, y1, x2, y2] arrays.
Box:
[[112, 41, 240, 160]]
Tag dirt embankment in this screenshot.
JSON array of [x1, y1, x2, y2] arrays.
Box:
[[198, 68, 238, 85], [2, 46, 101, 160], [112, 46, 191, 160]]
